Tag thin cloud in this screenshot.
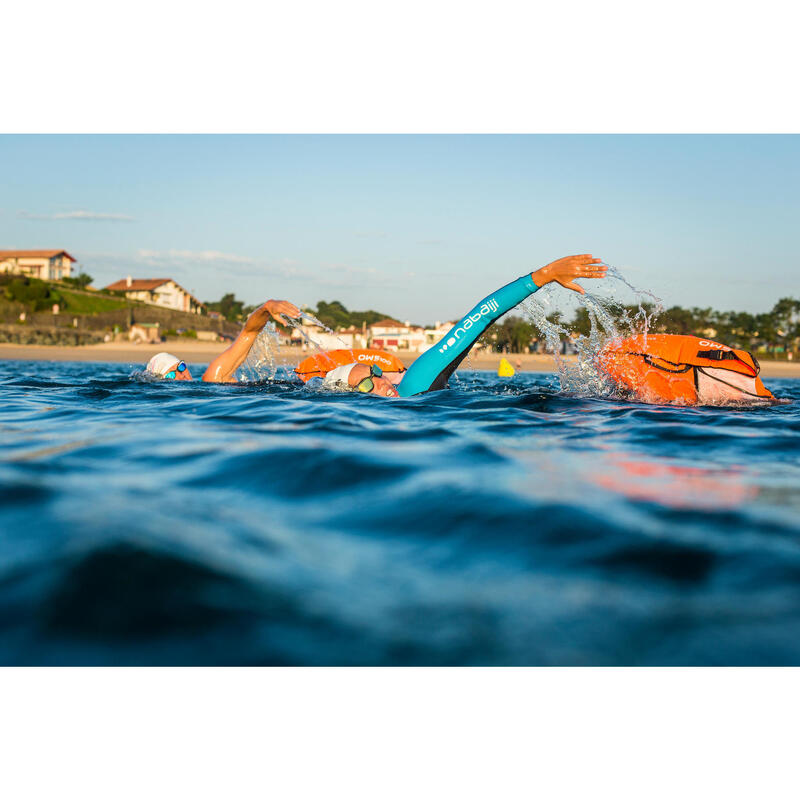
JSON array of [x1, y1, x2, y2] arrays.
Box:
[[138, 248, 257, 265], [18, 210, 135, 222], [77, 249, 413, 311], [134, 248, 311, 279], [316, 263, 401, 290]]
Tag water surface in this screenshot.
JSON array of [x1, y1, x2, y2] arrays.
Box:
[[1, 360, 799, 665]]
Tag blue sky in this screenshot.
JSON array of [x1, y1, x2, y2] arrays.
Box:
[[1, 134, 797, 324]]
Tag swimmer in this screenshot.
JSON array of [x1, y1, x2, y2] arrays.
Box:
[[322, 254, 607, 396], [144, 299, 301, 382]]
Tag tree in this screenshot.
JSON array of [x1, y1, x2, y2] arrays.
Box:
[[205, 293, 246, 322], [715, 310, 757, 348], [655, 306, 694, 335], [312, 300, 400, 330], [2, 275, 62, 311], [63, 272, 94, 290], [770, 297, 800, 347], [314, 300, 351, 329], [492, 315, 537, 353]]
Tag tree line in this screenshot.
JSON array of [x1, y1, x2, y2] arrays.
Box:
[[205, 294, 396, 329], [490, 297, 800, 356]]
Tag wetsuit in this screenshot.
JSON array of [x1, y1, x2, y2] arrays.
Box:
[[396, 273, 540, 397]]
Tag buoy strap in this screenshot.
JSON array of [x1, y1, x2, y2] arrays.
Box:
[[624, 353, 693, 374], [696, 348, 760, 375]]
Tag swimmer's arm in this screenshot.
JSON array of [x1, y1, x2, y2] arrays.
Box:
[[396, 255, 606, 396], [202, 299, 300, 382]]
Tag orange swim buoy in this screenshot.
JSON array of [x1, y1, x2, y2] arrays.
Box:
[[598, 334, 774, 404], [294, 349, 407, 383]]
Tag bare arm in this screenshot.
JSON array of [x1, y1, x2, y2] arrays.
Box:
[[202, 299, 300, 382]]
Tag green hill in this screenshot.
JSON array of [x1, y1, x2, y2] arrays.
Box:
[[0, 275, 128, 315]]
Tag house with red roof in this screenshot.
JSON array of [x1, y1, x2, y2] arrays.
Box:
[[104, 276, 205, 314], [0, 250, 76, 281], [369, 318, 425, 351]]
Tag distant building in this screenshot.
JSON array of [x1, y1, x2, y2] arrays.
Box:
[[129, 322, 162, 344], [105, 277, 205, 314], [369, 319, 426, 351], [0, 249, 76, 280], [336, 326, 369, 349]]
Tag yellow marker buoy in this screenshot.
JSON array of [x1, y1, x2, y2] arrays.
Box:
[[498, 357, 515, 377]]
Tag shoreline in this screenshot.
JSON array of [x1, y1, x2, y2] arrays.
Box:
[[1, 341, 799, 378]]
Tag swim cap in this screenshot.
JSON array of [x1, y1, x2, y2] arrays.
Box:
[[322, 363, 357, 390], [146, 352, 181, 378]]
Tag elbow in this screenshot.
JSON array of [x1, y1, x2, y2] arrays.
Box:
[[202, 361, 226, 382]]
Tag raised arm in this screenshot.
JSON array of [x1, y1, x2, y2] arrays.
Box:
[[202, 299, 300, 382], [396, 255, 606, 396]]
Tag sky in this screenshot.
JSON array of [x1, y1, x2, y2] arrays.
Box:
[[1, 134, 798, 325]]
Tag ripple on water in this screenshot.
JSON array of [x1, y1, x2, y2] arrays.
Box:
[[0, 362, 798, 664]]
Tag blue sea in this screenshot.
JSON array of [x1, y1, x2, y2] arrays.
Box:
[[1, 359, 799, 665]]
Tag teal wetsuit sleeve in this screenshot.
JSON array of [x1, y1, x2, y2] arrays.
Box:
[[397, 274, 540, 397]]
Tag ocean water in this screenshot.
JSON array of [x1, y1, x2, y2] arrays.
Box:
[[1, 359, 799, 665]]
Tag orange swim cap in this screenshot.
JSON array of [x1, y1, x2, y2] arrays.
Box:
[[294, 349, 407, 383], [598, 334, 774, 405]]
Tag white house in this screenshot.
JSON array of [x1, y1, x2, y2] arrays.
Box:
[[368, 319, 426, 351], [0, 249, 76, 280], [104, 277, 205, 314]]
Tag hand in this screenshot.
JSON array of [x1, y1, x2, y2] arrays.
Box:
[[244, 299, 301, 332], [531, 255, 607, 295], [262, 299, 301, 324]]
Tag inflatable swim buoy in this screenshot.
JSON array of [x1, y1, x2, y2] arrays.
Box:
[[498, 357, 515, 377], [598, 334, 774, 404], [294, 349, 407, 383]]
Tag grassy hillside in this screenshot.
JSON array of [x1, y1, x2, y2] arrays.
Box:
[[0, 275, 127, 314], [56, 289, 128, 313]]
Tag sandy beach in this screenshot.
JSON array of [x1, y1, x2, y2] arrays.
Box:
[[1, 340, 799, 378]]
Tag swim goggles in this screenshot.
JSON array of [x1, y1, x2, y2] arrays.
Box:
[[356, 365, 383, 393], [164, 361, 187, 380]]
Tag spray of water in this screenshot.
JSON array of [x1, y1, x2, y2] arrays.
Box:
[[237, 322, 282, 382], [236, 311, 353, 382], [279, 312, 349, 351], [522, 264, 664, 397]]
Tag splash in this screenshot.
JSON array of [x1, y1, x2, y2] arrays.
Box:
[[237, 312, 350, 382], [522, 265, 664, 397], [279, 311, 349, 351], [298, 310, 341, 335], [237, 323, 282, 382]]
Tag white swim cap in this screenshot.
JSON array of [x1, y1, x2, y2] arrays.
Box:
[[146, 352, 181, 377], [322, 363, 357, 390]]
